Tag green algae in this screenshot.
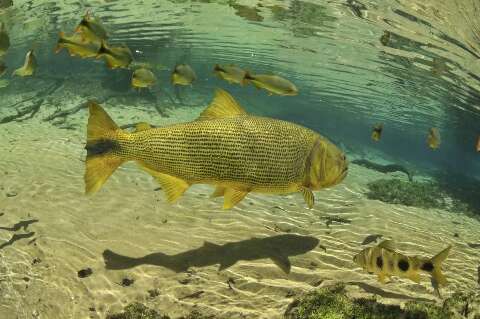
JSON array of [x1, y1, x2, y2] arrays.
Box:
[[106, 303, 171, 319], [366, 179, 446, 209], [284, 283, 480, 319], [366, 178, 476, 218]]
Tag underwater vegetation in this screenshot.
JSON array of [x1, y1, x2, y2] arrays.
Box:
[[366, 178, 477, 218], [106, 303, 211, 319], [284, 283, 480, 319]]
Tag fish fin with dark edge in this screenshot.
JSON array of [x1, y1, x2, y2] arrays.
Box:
[[211, 186, 226, 198], [197, 89, 247, 121], [429, 245, 452, 286], [218, 259, 236, 271], [138, 164, 190, 203], [270, 255, 291, 274], [300, 187, 314, 209], [377, 240, 396, 251], [223, 188, 248, 209], [84, 101, 125, 194], [135, 122, 151, 132]]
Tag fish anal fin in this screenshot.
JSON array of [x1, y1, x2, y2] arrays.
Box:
[[300, 187, 315, 209], [211, 186, 226, 198], [135, 122, 152, 132], [271, 255, 291, 274], [139, 165, 189, 203], [196, 89, 247, 121], [223, 188, 248, 209], [377, 273, 387, 284], [408, 272, 421, 283], [378, 240, 396, 251]]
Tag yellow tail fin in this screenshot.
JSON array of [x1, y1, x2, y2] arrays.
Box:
[[426, 245, 451, 286], [84, 101, 124, 194]]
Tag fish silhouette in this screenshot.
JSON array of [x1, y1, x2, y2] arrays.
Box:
[[0, 232, 35, 250], [103, 234, 319, 274], [0, 219, 39, 231]]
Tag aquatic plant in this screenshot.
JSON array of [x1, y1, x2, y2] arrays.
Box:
[[366, 177, 478, 219], [106, 303, 170, 319], [366, 179, 446, 209], [284, 283, 480, 319]]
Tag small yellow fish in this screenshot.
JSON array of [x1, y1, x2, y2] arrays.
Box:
[[0, 22, 10, 56], [244, 72, 298, 96], [12, 50, 37, 77], [96, 41, 133, 69], [75, 11, 108, 43], [371, 123, 383, 142], [131, 67, 156, 89], [476, 136, 480, 152], [171, 64, 196, 86], [55, 32, 100, 58], [84, 89, 348, 209], [427, 128, 440, 149], [214, 64, 247, 85], [354, 240, 451, 287]]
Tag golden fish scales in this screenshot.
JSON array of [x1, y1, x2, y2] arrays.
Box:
[[85, 89, 348, 209], [118, 116, 318, 191]]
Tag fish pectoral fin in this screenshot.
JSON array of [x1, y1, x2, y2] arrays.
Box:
[[270, 255, 291, 274], [377, 240, 396, 251], [223, 188, 248, 209], [196, 89, 247, 121], [211, 186, 226, 198], [135, 122, 152, 132], [139, 165, 189, 203], [300, 187, 315, 209], [408, 272, 421, 283]]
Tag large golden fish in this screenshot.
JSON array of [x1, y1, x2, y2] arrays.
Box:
[[84, 89, 348, 209]]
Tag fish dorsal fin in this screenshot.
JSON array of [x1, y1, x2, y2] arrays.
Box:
[[135, 122, 151, 132], [270, 255, 291, 274], [378, 240, 396, 251], [196, 89, 247, 121]]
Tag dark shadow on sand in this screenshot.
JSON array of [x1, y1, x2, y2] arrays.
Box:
[[0, 232, 35, 250], [103, 234, 319, 274], [0, 219, 38, 231], [349, 281, 434, 302]]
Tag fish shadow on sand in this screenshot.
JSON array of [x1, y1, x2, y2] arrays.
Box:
[[0, 219, 38, 232], [349, 281, 433, 302], [103, 234, 319, 274], [0, 232, 35, 250]]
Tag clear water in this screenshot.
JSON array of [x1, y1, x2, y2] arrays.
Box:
[[0, 0, 479, 318]]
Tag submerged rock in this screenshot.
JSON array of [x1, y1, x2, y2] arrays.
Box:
[[284, 283, 480, 319]]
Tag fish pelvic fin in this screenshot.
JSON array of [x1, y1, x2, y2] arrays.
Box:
[[426, 245, 452, 286], [300, 186, 314, 209], [223, 188, 248, 209], [197, 89, 247, 121], [84, 100, 125, 194]]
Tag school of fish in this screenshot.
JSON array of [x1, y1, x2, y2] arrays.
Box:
[[3, 9, 479, 297]]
